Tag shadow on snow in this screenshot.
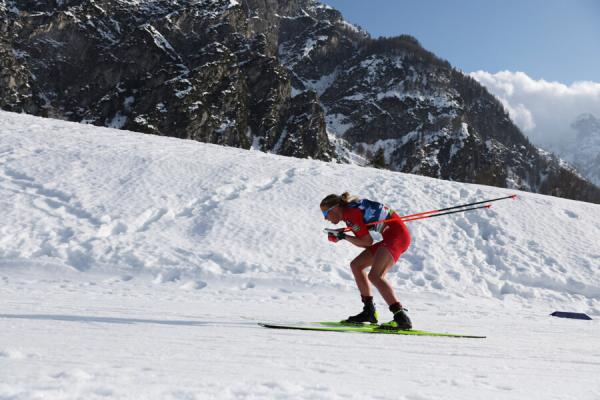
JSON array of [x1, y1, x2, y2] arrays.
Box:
[[0, 313, 255, 327]]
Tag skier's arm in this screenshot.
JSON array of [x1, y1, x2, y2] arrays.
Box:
[[339, 208, 373, 248]]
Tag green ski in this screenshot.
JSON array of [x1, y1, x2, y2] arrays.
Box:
[[259, 322, 486, 339]]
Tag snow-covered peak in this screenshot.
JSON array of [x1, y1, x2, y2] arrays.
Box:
[[554, 113, 600, 186], [572, 113, 600, 139]]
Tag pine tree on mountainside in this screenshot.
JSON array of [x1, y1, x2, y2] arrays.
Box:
[[371, 148, 387, 169]]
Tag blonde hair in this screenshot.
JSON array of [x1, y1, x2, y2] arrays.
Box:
[[320, 192, 359, 209]]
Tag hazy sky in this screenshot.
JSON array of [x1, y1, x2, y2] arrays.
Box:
[[321, 0, 600, 84], [321, 0, 600, 147]]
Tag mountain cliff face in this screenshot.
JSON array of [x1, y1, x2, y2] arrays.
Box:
[[0, 0, 335, 161], [1, 0, 599, 203]]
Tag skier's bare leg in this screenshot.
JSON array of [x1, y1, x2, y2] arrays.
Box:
[[350, 249, 374, 297], [368, 247, 399, 306]]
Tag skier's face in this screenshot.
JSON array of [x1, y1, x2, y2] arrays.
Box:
[[322, 205, 342, 224]]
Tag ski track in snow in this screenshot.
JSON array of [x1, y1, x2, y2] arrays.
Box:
[[1, 110, 600, 399]]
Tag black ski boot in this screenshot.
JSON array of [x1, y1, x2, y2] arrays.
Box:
[[380, 303, 412, 330], [341, 296, 378, 325]]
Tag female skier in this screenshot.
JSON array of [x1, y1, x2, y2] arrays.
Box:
[[320, 192, 412, 329]]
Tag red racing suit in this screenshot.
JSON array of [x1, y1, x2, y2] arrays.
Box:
[[342, 203, 411, 262]]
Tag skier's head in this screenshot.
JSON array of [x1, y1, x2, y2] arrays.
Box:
[[320, 192, 358, 223]]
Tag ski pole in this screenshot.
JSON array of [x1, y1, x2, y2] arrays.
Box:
[[412, 194, 516, 216], [332, 194, 516, 232], [331, 204, 493, 233], [367, 194, 516, 227], [400, 204, 491, 222]]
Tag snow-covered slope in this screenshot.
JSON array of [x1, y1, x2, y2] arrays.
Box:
[[1, 110, 599, 399]]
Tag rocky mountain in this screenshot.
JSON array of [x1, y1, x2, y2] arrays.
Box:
[[551, 114, 600, 187], [1, 0, 599, 203]]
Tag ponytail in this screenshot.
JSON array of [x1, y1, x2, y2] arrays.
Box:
[[320, 192, 359, 208], [340, 192, 359, 205]]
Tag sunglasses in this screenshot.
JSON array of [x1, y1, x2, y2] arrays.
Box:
[[322, 205, 336, 218]]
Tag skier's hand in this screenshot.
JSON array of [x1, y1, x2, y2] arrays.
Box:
[[327, 231, 346, 243]]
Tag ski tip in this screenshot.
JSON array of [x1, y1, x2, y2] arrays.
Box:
[[510, 194, 518, 199]]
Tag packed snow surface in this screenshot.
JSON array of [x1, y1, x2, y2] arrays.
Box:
[[0, 110, 599, 399]]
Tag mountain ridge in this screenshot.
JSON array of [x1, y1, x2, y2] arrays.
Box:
[[1, 0, 599, 203]]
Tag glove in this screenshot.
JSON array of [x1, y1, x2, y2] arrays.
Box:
[[327, 231, 346, 243]]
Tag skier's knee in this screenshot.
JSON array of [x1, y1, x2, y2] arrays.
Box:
[[350, 259, 365, 272], [368, 271, 383, 285]]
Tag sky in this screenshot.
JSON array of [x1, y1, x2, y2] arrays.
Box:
[[321, 0, 600, 84], [321, 0, 600, 148]]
